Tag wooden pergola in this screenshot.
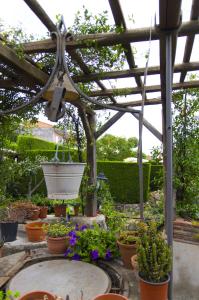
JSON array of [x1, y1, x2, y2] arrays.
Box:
[[0, 1, 199, 298]]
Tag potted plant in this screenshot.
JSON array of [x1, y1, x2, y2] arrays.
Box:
[[19, 291, 55, 300], [136, 221, 171, 300], [92, 294, 128, 300], [0, 207, 18, 242], [11, 201, 40, 221], [117, 230, 138, 269], [43, 222, 72, 254], [53, 200, 67, 217], [25, 221, 47, 242], [31, 195, 49, 219]]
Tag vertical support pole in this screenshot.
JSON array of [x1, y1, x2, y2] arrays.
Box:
[[85, 112, 97, 217], [138, 112, 144, 220], [165, 34, 173, 300]]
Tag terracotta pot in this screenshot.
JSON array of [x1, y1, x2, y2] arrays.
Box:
[[47, 236, 69, 254], [117, 240, 137, 269], [27, 208, 40, 220], [39, 206, 48, 219], [19, 290, 55, 300], [131, 254, 138, 271], [92, 293, 128, 300], [54, 205, 66, 217], [139, 275, 169, 300], [74, 205, 80, 216], [25, 222, 47, 242]]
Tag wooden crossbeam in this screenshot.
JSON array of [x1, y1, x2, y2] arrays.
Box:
[[89, 80, 199, 97], [22, 21, 199, 53], [0, 41, 48, 85], [180, 0, 199, 83], [73, 62, 199, 83]]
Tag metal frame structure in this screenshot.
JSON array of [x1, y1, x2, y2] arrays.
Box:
[[0, 1, 199, 299]]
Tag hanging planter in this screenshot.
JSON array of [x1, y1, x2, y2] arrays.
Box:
[[41, 162, 85, 200]]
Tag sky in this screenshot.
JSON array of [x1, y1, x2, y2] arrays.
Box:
[[0, 0, 197, 154]]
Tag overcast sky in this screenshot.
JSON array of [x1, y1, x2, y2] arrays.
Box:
[[0, 0, 197, 154]]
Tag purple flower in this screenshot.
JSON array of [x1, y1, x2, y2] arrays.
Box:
[[75, 224, 79, 231], [91, 249, 99, 261], [72, 253, 81, 261], [68, 230, 77, 238], [80, 225, 87, 231], [69, 236, 77, 246], [64, 248, 72, 257], [105, 249, 112, 260]]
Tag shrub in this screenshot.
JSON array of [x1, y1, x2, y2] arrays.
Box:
[[176, 202, 199, 220], [137, 221, 171, 283], [150, 164, 163, 191]]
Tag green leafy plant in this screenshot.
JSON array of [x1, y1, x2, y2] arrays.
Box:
[[176, 202, 199, 220], [31, 194, 50, 207], [0, 290, 20, 300], [43, 222, 72, 238], [118, 230, 138, 245], [137, 221, 171, 283], [65, 224, 118, 262]]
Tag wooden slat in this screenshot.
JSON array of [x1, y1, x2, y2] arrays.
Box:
[[22, 21, 199, 53], [180, 0, 199, 82]]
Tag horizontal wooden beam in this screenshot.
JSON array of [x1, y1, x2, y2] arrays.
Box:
[[0, 41, 48, 85], [73, 61, 199, 83], [89, 80, 199, 97], [22, 20, 199, 53]]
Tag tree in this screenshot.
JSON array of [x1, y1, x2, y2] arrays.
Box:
[[173, 88, 199, 203], [96, 134, 138, 161]]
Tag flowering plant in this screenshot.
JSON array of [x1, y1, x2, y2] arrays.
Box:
[[65, 224, 118, 262], [43, 222, 73, 238]]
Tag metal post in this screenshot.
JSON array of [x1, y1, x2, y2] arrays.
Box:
[[165, 34, 173, 300], [138, 112, 144, 220]]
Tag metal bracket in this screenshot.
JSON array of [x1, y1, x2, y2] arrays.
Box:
[[45, 86, 66, 122]]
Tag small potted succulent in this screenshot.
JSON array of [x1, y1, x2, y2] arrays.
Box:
[[136, 221, 171, 300], [0, 207, 18, 242], [43, 222, 72, 254], [117, 230, 138, 269]]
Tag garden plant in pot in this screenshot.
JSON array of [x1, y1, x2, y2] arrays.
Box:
[[31, 195, 49, 219], [117, 230, 138, 269], [11, 201, 40, 221], [43, 222, 72, 254], [25, 221, 47, 242], [0, 207, 18, 242], [53, 200, 67, 218], [137, 221, 171, 300]]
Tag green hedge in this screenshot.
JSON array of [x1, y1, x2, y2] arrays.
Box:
[[17, 135, 56, 151], [19, 150, 81, 162], [97, 161, 151, 204], [150, 164, 163, 191]]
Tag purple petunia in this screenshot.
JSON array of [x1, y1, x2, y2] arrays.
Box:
[[64, 248, 72, 257], [68, 230, 77, 238], [80, 224, 88, 231], [105, 249, 112, 260], [91, 249, 99, 261], [72, 253, 81, 261], [75, 224, 79, 231], [69, 236, 77, 246]]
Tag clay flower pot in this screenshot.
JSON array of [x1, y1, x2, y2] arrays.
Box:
[[47, 236, 69, 254], [92, 293, 128, 300], [27, 208, 40, 220], [131, 254, 138, 271], [54, 205, 66, 217], [39, 206, 48, 219], [19, 290, 55, 300], [139, 275, 170, 300], [25, 222, 47, 242], [117, 240, 137, 269]]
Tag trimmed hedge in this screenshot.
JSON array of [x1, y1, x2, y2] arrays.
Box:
[[97, 161, 151, 204], [19, 150, 81, 162], [150, 164, 163, 191], [17, 135, 56, 151]]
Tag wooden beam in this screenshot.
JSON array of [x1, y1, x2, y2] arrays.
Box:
[[95, 111, 125, 139], [89, 80, 199, 97], [23, 0, 57, 32], [180, 0, 199, 82], [0, 41, 48, 85], [22, 21, 199, 53], [73, 62, 199, 83]]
